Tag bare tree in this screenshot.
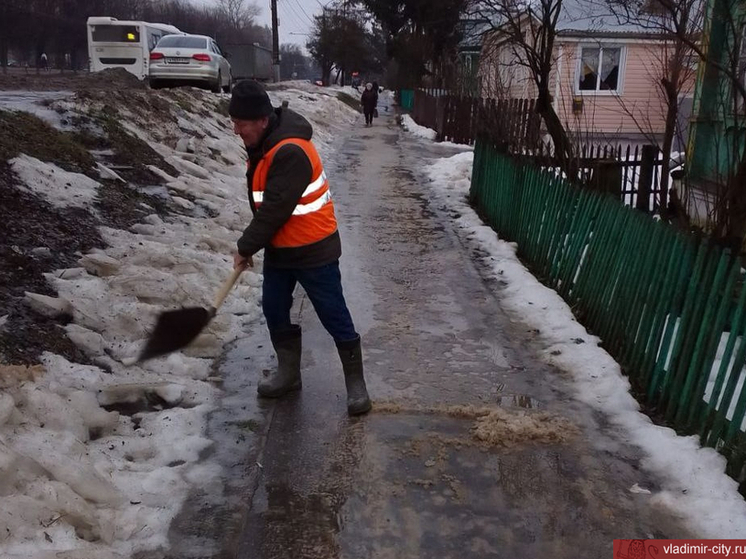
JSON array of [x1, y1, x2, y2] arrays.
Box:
[[609, 0, 746, 242], [599, 0, 703, 215], [0, 1, 24, 73], [217, 0, 261, 35], [307, 13, 336, 85], [0, 0, 271, 73], [308, 9, 381, 85], [473, 0, 575, 170], [280, 44, 313, 80]]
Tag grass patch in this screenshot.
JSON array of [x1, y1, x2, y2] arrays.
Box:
[[337, 91, 362, 112], [71, 106, 178, 184], [0, 110, 95, 173], [0, 163, 102, 366], [100, 108, 178, 177]]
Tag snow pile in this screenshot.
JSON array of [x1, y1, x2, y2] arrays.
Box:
[[269, 83, 360, 160], [400, 114, 437, 141], [0, 83, 359, 558], [424, 150, 746, 537]]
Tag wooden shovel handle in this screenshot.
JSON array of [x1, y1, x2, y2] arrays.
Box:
[[212, 266, 244, 311]]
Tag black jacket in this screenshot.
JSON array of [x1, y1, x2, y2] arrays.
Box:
[[361, 89, 377, 112], [237, 107, 342, 268]]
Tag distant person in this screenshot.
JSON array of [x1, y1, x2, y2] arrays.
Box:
[[360, 83, 377, 127], [40, 52, 48, 71]]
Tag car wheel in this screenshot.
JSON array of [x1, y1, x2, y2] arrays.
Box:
[[212, 71, 222, 93], [222, 74, 232, 94]]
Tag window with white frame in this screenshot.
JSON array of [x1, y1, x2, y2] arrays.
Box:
[[578, 46, 623, 93]]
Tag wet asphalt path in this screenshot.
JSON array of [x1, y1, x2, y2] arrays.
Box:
[[168, 102, 695, 559]]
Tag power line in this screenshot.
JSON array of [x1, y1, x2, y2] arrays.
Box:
[[284, 0, 314, 26], [280, 1, 308, 32], [290, 0, 314, 23]]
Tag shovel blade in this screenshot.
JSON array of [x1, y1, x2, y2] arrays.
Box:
[[137, 307, 213, 362]]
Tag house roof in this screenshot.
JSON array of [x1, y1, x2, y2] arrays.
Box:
[[556, 0, 660, 36], [457, 18, 494, 51], [478, 0, 673, 41]]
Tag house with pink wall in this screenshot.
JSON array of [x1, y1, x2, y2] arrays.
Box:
[[477, 0, 696, 149]]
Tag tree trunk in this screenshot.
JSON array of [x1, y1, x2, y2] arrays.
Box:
[[659, 88, 678, 217], [537, 88, 574, 176], [0, 4, 8, 76], [660, 44, 685, 218], [0, 36, 7, 75], [726, 158, 746, 250]]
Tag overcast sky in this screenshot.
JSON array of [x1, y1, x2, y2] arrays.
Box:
[[196, 0, 325, 50]]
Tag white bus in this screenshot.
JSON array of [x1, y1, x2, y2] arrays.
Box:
[[87, 17, 181, 80]]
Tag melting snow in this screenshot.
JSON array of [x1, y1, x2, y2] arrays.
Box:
[[419, 140, 746, 538], [0, 83, 358, 558]]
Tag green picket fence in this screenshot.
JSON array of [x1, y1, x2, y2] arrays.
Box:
[[399, 89, 415, 111], [470, 141, 746, 491]]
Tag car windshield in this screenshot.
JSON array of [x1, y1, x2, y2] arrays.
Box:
[[157, 36, 207, 49]]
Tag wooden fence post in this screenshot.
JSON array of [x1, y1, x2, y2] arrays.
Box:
[[435, 95, 446, 141], [591, 160, 622, 198], [637, 144, 657, 213]]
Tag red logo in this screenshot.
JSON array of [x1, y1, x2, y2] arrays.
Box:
[[615, 540, 660, 559]]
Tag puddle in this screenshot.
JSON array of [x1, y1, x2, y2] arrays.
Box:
[[495, 393, 540, 409]]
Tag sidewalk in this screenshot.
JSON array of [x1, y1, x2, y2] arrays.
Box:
[[165, 104, 694, 559]]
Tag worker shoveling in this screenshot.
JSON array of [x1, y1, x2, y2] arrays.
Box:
[[136, 267, 243, 362]]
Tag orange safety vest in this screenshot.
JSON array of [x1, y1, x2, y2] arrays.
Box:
[[251, 138, 337, 248]]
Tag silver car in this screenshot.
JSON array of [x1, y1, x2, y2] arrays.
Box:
[[149, 34, 232, 93]]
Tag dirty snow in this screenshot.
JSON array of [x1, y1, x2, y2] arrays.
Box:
[[11, 154, 100, 210], [418, 134, 746, 537], [400, 113, 438, 141], [0, 83, 359, 558], [0, 91, 72, 127]]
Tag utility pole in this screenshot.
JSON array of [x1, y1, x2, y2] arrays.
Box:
[[322, 7, 328, 85], [271, 0, 280, 82]]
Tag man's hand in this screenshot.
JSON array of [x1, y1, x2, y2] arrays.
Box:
[[234, 253, 254, 270]]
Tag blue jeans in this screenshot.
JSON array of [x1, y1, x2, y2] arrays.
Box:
[[262, 261, 358, 343]]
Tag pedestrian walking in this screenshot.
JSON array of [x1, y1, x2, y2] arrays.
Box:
[[360, 83, 377, 127], [229, 79, 372, 416], [40, 52, 48, 71]]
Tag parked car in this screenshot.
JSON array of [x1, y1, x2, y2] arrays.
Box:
[[149, 34, 232, 93]]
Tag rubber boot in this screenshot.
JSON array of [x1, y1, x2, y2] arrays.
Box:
[[337, 336, 372, 416], [258, 326, 302, 398]]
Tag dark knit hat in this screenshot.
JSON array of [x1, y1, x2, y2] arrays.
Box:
[[229, 80, 273, 120]]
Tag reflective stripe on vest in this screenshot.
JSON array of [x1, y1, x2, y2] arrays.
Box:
[[252, 138, 337, 248], [252, 170, 329, 214]]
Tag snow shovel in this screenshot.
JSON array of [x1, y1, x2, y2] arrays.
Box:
[[137, 267, 244, 362]]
